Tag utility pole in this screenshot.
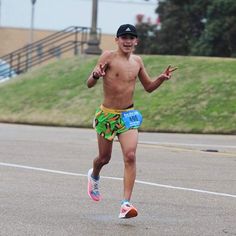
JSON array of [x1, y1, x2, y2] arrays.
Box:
[[28, 0, 36, 69], [30, 0, 37, 45], [85, 0, 102, 55], [0, 0, 2, 27]]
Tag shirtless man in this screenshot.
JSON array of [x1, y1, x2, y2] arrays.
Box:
[[87, 24, 177, 219]]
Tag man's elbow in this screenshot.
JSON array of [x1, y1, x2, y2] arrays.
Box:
[[86, 79, 94, 88], [145, 86, 153, 93], [87, 83, 93, 88]]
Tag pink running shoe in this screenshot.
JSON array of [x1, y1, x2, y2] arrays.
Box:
[[87, 168, 101, 201], [119, 202, 138, 219]]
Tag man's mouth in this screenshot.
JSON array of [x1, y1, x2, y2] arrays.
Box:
[[124, 45, 132, 48]]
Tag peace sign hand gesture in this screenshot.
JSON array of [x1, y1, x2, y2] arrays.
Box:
[[162, 65, 178, 80], [92, 63, 108, 80]]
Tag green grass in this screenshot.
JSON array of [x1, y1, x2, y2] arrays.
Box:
[[0, 55, 235, 134]]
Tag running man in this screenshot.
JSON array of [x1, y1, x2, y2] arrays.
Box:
[[87, 24, 177, 219]]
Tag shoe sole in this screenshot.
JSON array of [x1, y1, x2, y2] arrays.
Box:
[[126, 208, 138, 218], [119, 208, 138, 219]]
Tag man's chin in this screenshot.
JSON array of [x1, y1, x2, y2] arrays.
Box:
[[123, 48, 132, 53]]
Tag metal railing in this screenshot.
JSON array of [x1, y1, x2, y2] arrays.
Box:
[[0, 26, 101, 80]]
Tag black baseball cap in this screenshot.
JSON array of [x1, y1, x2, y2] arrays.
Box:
[[116, 24, 138, 38]]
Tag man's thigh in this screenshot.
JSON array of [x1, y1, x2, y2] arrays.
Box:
[[118, 129, 138, 155], [97, 133, 113, 158]]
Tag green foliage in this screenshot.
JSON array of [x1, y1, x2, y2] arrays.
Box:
[[135, 23, 157, 54], [191, 0, 236, 57], [0, 55, 235, 134], [136, 0, 236, 57]]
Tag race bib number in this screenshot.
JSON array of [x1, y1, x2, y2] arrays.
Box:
[[121, 110, 143, 129]]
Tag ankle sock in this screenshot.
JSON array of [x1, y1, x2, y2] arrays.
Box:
[[91, 174, 100, 181], [121, 200, 130, 205]]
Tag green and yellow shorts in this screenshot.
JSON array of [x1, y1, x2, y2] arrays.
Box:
[[93, 104, 142, 141]]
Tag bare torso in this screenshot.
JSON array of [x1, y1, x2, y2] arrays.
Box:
[[102, 51, 141, 109]]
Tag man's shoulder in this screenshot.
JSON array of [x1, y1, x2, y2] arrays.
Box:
[[99, 50, 115, 62], [131, 54, 142, 64], [132, 54, 141, 60], [102, 50, 115, 57]]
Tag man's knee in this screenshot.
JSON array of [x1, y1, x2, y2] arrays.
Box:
[[97, 153, 111, 166], [124, 151, 136, 164]]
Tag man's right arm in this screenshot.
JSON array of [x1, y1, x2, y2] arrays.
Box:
[[87, 70, 100, 88], [86, 51, 110, 88]]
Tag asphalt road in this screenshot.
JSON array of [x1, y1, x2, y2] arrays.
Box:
[[0, 123, 236, 236]]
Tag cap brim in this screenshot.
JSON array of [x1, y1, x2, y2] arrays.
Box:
[[117, 32, 138, 37]]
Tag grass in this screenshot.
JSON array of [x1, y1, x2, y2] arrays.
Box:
[[0, 55, 235, 134]]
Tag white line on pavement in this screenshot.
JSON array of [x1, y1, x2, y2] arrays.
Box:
[[1, 162, 236, 199], [138, 140, 236, 149]]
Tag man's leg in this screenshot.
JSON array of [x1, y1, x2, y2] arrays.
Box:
[[92, 133, 113, 177], [118, 129, 138, 201], [88, 134, 113, 201], [118, 129, 138, 218]]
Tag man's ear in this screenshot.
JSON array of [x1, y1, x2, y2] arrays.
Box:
[[134, 38, 139, 46]]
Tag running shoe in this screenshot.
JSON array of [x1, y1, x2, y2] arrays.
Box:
[[118, 201, 138, 219], [87, 168, 101, 201]]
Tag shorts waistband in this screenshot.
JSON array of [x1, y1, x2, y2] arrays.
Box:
[[100, 104, 134, 114]]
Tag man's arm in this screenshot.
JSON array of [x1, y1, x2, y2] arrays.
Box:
[[138, 58, 177, 93], [86, 51, 110, 88]]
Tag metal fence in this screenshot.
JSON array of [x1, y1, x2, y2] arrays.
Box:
[[0, 26, 101, 80]]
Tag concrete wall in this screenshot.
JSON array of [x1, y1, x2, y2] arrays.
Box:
[[0, 27, 116, 57]]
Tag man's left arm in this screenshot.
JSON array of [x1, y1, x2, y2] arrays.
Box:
[[138, 60, 177, 93]]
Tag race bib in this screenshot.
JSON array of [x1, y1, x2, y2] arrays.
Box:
[[121, 110, 143, 129]]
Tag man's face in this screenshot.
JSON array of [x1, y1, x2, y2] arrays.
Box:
[[116, 34, 138, 53]]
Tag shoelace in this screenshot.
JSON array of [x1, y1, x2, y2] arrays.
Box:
[[92, 180, 100, 196]]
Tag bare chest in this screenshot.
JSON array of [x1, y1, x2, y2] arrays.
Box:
[[107, 58, 140, 82]]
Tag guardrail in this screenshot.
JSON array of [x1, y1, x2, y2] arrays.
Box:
[[0, 26, 101, 80]]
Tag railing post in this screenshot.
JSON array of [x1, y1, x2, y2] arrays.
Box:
[[74, 26, 79, 55], [80, 27, 88, 54], [17, 53, 21, 74], [9, 53, 13, 77], [26, 45, 29, 72]]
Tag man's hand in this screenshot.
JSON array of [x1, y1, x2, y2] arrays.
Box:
[[162, 65, 178, 80], [92, 63, 108, 79]]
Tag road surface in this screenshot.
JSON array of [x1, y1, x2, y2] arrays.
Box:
[[0, 123, 235, 236]]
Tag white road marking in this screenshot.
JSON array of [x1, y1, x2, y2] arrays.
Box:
[[138, 143, 236, 157], [138, 140, 236, 149], [1, 162, 236, 199]]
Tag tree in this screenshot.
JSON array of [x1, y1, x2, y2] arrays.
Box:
[[155, 0, 210, 55], [135, 14, 158, 54], [191, 0, 236, 57], [135, 0, 236, 57]]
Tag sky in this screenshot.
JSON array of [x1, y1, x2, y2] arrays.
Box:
[[0, 0, 158, 34]]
